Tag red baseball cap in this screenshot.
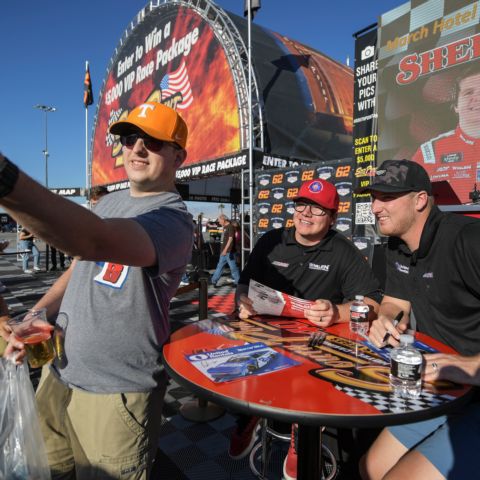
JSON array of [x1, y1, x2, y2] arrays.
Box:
[[293, 179, 339, 212]]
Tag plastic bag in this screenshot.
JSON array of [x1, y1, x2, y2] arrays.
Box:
[[0, 357, 51, 480]]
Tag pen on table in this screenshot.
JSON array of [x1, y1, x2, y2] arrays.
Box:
[[381, 310, 403, 346]]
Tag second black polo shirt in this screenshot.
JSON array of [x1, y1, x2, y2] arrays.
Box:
[[385, 206, 480, 356]]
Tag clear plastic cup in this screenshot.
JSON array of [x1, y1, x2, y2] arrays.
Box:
[[8, 308, 54, 368]]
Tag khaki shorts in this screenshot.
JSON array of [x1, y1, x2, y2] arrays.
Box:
[[36, 367, 167, 480]]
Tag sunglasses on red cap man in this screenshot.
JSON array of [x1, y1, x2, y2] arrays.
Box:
[[293, 179, 340, 214]]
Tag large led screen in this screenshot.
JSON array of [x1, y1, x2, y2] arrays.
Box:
[[377, 0, 480, 204]]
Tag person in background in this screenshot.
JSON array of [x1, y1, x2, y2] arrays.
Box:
[[19, 227, 41, 273], [180, 219, 198, 286], [210, 214, 241, 287], [230, 219, 242, 265], [50, 246, 65, 271], [89, 185, 109, 208], [230, 178, 382, 480], [355, 159, 480, 480], [3, 101, 193, 479]]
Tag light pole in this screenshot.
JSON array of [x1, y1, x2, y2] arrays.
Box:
[[34, 104, 56, 271], [34, 104, 56, 188]]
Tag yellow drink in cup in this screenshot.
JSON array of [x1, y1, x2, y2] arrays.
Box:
[[8, 308, 55, 368], [22, 329, 55, 368]]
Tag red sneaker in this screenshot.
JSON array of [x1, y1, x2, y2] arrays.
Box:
[[283, 423, 298, 480], [228, 416, 260, 459]]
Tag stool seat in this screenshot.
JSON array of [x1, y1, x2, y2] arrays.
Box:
[[249, 419, 338, 479]]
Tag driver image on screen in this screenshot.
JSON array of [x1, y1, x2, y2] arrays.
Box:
[[412, 63, 480, 172]]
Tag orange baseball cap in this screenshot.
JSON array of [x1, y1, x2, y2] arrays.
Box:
[[293, 179, 339, 212], [109, 102, 188, 149]]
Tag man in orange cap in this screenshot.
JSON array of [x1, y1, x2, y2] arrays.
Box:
[[1, 102, 193, 479], [229, 178, 382, 480]]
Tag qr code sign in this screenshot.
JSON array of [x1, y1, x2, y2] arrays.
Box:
[[355, 202, 375, 225]]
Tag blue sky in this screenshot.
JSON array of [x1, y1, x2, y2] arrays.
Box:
[[0, 0, 405, 218]]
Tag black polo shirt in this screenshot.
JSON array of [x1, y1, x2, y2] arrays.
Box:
[[385, 206, 480, 356], [239, 227, 382, 305]]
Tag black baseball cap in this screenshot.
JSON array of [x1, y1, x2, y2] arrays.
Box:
[[355, 159, 432, 195]]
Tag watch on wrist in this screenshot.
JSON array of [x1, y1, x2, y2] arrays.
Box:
[[0, 155, 19, 198]]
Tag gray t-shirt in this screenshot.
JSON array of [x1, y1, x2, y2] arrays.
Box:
[[51, 189, 193, 393]]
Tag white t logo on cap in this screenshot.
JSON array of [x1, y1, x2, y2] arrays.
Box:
[[137, 104, 155, 118]]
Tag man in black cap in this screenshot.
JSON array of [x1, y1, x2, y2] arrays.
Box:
[[357, 159, 480, 480]]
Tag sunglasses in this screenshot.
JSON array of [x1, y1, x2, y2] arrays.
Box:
[[120, 133, 179, 153]]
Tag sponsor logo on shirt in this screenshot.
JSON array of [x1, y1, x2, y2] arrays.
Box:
[[422, 272, 433, 278], [453, 171, 472, 179], [309, 263, 330, 272], [95, 262, 129, 287], [441, 152, 463, 163], [272, 260, 289, 268], [395, 262, 409, 274], [353, 240, 368, 250]]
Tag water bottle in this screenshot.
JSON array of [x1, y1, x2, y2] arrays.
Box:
[[350, 295, 369, 334], [390, 334, 423, 398]]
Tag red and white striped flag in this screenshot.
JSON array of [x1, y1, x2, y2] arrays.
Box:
[[160, 60, 193, 109]]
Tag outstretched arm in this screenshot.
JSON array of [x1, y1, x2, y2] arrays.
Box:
[[0, 154, 157, 267]]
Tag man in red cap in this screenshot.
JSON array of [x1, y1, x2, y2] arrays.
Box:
[[1, 102, 193, 479], [229, 178, 382, 479]]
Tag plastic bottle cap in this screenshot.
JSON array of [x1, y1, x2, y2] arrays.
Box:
[[399, 334, 414, 344], [355, 295, 364, 301]]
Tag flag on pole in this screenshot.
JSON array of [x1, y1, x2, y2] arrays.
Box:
[[244, 0, 261, 19], [84, 63, 93, 107]]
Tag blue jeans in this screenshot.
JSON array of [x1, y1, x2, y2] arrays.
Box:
[[211, 253, 240, 285], [19, 240, 40, 270]]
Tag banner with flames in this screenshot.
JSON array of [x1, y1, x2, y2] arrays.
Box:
[[91, 4, 241, 188], [91, 2, 355, 189]]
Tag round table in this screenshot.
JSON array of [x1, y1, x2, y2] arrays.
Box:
[[163, 317, 473, 479]]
